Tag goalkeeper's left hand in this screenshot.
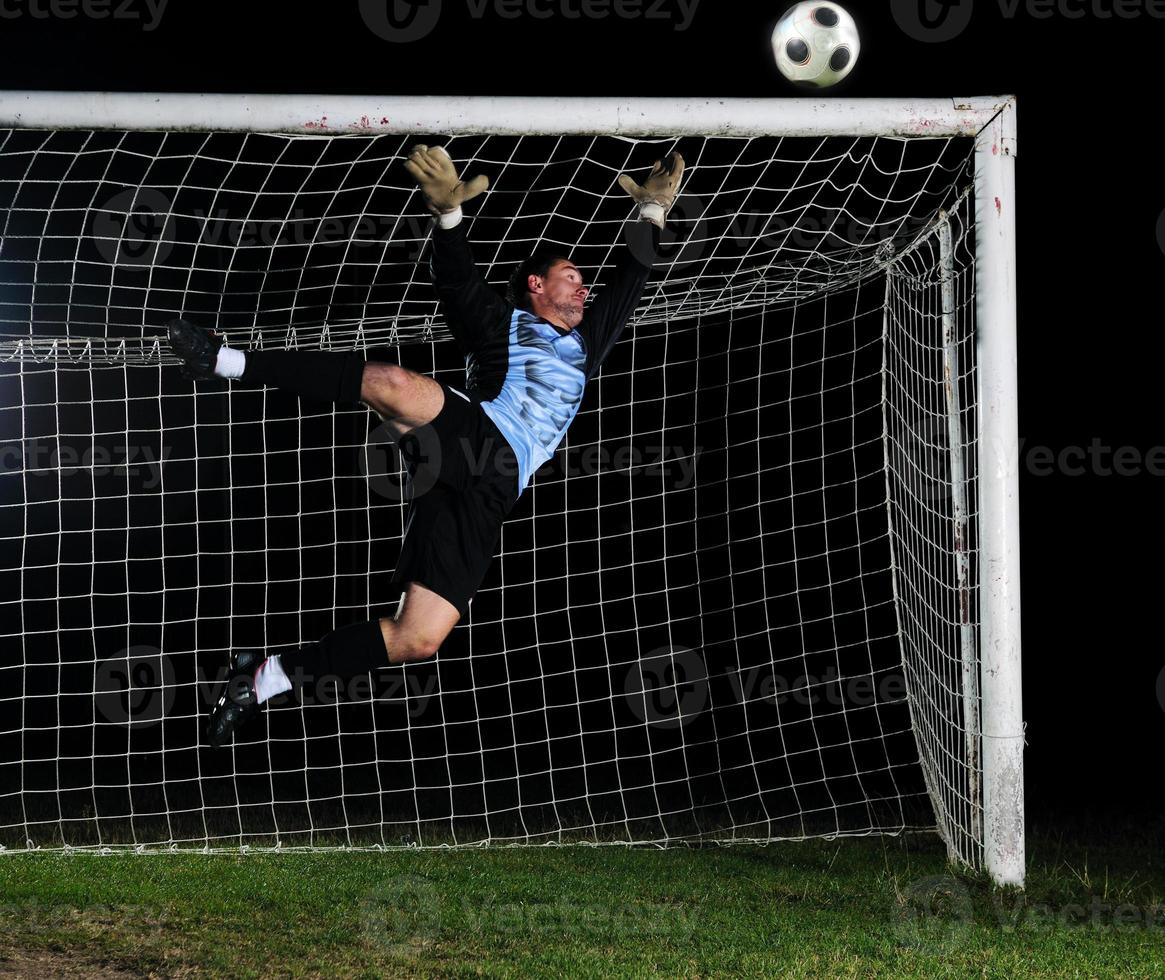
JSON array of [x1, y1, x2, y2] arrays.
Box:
[[405, 144, 489, 215], [617, 152, 685, 229]]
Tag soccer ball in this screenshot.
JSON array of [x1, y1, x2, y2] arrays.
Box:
[[772, 2, 860, 89]]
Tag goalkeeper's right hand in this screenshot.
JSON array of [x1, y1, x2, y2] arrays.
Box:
[[404, 144, 489, 215]]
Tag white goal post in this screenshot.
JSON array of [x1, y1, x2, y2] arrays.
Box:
[[0, 93, 1022, 887]]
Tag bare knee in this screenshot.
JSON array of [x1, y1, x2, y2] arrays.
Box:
[[384, 623, 444, 665], [360, 362, 409, 414]]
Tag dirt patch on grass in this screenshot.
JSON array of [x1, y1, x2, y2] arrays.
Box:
[[0, 946, 148, 978], [0, 905, 194, 978]]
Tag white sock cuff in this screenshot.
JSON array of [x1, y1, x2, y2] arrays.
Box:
[[253, 654, 292, 704], [214, 346, 247, 379]]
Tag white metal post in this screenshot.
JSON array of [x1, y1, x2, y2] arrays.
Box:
[[938, 215, 983, 856], [973, 98, 1025, 888]]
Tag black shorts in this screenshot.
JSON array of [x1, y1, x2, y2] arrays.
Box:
[[389, 381, 520, 621]]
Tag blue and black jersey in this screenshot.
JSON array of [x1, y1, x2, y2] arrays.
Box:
[[429, 220, 657, 496]]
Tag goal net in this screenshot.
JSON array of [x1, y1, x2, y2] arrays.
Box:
[[0, 95, 1022, 884]]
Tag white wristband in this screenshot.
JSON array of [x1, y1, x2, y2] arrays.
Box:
[[639, 202, 667, 228], [435, 207, 464, 230]]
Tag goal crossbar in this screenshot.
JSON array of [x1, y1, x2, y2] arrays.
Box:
[[0, 92, 1012, 138]]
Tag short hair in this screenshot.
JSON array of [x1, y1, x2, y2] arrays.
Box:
[[506, 251, 572, 310]]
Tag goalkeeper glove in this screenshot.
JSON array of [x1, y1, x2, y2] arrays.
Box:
[[404, 144, 489, 215], [617, 152, 685, 229]]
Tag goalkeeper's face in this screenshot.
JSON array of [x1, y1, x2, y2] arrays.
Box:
[[534, 260, 589, 329]]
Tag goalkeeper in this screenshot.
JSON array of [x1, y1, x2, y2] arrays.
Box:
[[169, 144, 684, 748]]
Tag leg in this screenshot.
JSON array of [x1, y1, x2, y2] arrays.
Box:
[[378, 581, 461, 665], [168, 318, 369, 400], [168, 320, 447, 446], [287, 582, 460, 677], [207, 584, 460, 747], [359, 363, 446, 442]]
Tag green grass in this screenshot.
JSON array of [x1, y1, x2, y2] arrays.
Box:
[[1, 818, 1162, 978]]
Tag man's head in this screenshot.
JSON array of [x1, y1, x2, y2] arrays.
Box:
[[507, 251, 589, 330]]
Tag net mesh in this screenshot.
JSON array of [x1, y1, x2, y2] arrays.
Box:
[[0, 128, 981, 863]]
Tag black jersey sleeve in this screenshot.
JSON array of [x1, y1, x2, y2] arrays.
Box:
[[429, 221, 513, 355], [575, 220, 660, 383]]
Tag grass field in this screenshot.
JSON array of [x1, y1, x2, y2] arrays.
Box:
[[1, 814, 1162, 978]]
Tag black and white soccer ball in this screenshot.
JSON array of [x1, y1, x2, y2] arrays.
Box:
[[772, 2, 860, 89]]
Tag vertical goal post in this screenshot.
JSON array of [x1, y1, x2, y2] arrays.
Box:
[[0, 93, 1022, 887]]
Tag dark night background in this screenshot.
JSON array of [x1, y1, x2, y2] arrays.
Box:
[[0, 0, 1159, 837]]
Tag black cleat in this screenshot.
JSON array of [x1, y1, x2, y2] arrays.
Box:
[[167, 317, 224, 380], [207, 649, 265, 748]]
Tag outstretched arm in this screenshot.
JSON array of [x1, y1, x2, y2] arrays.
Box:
[[428, 213, 512, 355], [405, 145, 511, 354], [575, 222, 659, 383], [577, 153, 684, 382]]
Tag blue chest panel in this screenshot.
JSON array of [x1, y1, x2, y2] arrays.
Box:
[[480, 310, 588, 495]]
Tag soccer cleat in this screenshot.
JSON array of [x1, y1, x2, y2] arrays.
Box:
[[167, 317, 224, 380], [206, 649, 265, 748]]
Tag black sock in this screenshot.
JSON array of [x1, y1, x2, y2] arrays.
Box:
[[241, 349, 367, 404], [280, 619, 389, 695]]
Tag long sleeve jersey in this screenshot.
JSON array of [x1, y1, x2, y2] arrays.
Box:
[[429, 220, 657, 496]]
